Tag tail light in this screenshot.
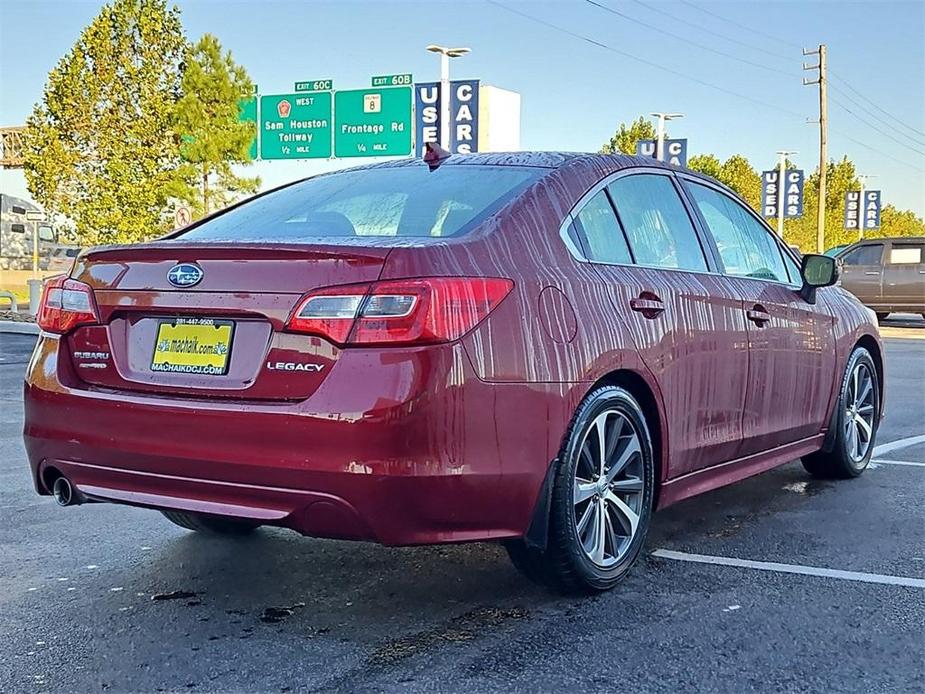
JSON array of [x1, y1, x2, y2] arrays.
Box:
[[36, 276, 100, 335], [286, 277, 514, 346]]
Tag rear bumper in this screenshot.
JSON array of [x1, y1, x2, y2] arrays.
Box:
[[24, 335, 566, 545]]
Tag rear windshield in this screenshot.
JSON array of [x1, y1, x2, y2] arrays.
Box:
[[176, 165, 545, 242]]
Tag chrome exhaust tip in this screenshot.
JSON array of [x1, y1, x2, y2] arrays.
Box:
[[52, 476, 75, 507]]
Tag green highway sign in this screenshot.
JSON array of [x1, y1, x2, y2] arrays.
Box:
[[239, 97, 258, 160], [333, 87, 412, 158], [371, 73, 412, 88], [260, 92, 332, 159], [295, 79, 333, 92]]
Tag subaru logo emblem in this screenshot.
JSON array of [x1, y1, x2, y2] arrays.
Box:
[[167, 263, 203, 288]]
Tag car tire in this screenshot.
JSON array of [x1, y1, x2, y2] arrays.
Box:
[[876, 312, 889, 321], [161, 510, 259, 535], [802, 347, 880, 479], [516, 386, 655, 594]]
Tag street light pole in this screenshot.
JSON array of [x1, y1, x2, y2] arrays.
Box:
[[650, 112, 684, 161], [775, 150, 797, 238], [426, 45, 471, 151]]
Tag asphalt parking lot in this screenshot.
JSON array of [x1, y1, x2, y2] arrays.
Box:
[[1, 320, 923, 694]]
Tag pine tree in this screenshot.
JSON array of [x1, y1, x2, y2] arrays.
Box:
[[23, 0, 186, 245], [171, 34, 259, 218]]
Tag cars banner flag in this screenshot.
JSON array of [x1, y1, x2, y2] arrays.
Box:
[[861, 190, 881, 230], [761, 169, 804, 218], [414, 80, 481, 156], [636, 138, 688, 167], [845, 190, 881, 230]]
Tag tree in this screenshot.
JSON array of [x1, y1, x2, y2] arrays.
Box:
[[597, 115, 924, 253], [171, 34, 259, 217], [785, 156, 858, 251], [880, 205, 925, 237], [717, 155, 761, 210], [23, 0, 186, 245], [687, 154, 722, 180], [600, 116, 660, 156]]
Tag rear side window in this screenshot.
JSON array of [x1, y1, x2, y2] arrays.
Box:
[[573, 190, 632, 264], [841, 245, 883, 266], [177, 165, 544, 242], [686, 182, 788, 283], [607, 174, 707, 272], [889, 243, 923, 264]]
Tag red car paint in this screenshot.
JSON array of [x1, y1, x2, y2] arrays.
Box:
[[23, 153, 883, 545]]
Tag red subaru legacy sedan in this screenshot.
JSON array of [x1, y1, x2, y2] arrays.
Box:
[[24, 152, 883, 593]]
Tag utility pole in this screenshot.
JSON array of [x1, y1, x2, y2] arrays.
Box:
[[803, 44, 827, 253], [650, 112, 683, 161], [775, 150, 798, 238], [856, 174, 877, 240]]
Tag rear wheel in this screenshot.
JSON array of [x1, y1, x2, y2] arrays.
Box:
[[802, 347, 880, 479], [161, 510, 259, 535], [507, 386, 655, 593]]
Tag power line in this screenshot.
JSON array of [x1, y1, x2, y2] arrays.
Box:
[[628, 0, 794, 63], [584, 0, 793, 77], [830, 70, 925, 139], [829, 82, 925, 147], [828, 123, 925, 173], [678, 0, 803, 50], [676, 0, 925, 145], [486, 1, 925, 174], [829, 93, 925, 157], [486, 1, 804, 119]]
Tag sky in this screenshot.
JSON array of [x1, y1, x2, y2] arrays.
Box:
[[1, 0, 923, 215]]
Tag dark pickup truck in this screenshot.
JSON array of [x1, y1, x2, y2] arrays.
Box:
[[836, 237, 925, 320]]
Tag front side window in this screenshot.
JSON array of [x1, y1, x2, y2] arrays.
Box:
[[841, 244, 883, 266], [176, 165, 545, 242], [686, 182, 788, 282], [574, 190, 632, 264], [780, 247, 802, 284], [607, 174, 707, 271], [889, 243, 923, 264]]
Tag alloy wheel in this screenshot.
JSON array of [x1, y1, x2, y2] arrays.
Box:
[[844, 361, 876, 463], [573, 409, 645, 568]]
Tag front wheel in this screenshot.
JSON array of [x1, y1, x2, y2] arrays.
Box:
[[802, 347, 880, 479], [509, 386, 655, 593]]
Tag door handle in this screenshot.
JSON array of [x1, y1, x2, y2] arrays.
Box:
[[746, 305, 771, 326], [864, 271, 880, 275], [629, 296, 665, 318]]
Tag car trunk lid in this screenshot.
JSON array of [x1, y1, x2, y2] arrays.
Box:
[[65, 242, 391, 401]]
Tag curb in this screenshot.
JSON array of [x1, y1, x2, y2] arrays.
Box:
[[0, 320, 39, 335]]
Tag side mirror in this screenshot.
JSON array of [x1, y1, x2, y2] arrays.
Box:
[[799, 254, 839, 304]]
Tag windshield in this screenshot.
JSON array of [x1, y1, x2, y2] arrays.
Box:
[[176, 165, 545, 243]]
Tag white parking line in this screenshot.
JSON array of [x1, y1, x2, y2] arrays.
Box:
[[872, 434, 925, 458], [871, 459, 925, 468], [652, 549, 925, 588]]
